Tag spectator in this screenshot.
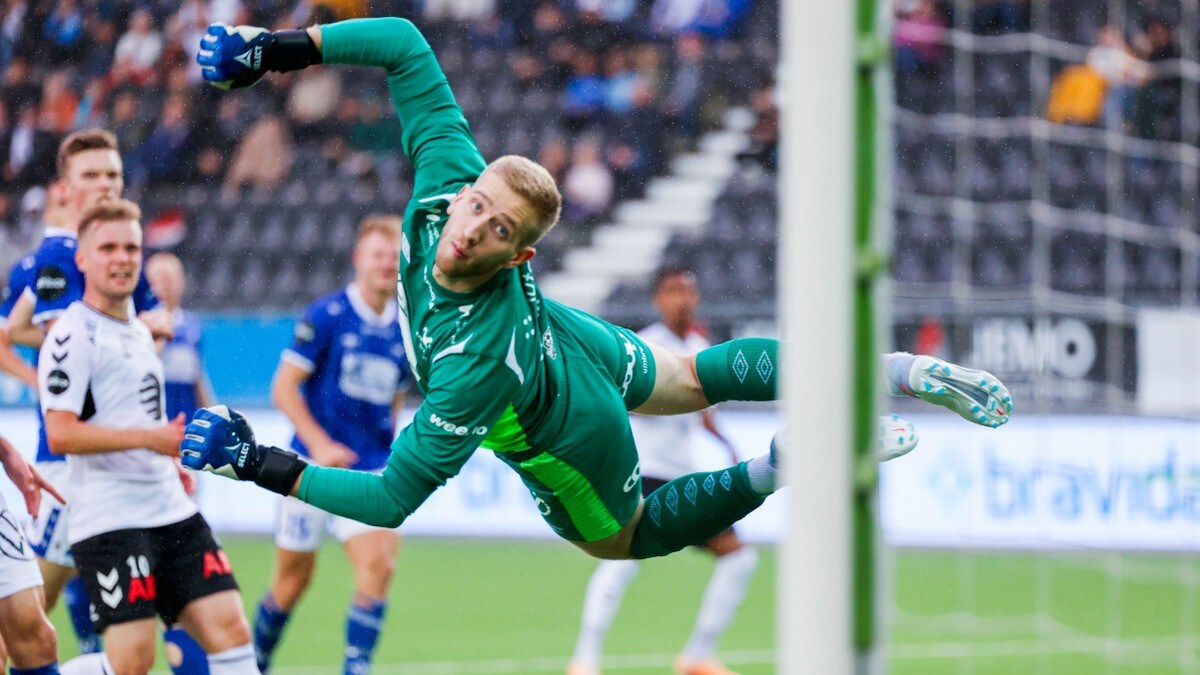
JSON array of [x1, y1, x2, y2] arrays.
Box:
[[285, 66, 342, 140], [139, 95, 194, 184], [563, 137, 613, 223], [72, 78, 107, 130], [603, 48, 639, 114], [113, 8, 164, 85], [41, 0, 84, 63], [78, 18, 117, 80], [0, 104, 55, 189], [38, 69, 78, 133], [1132, 18, 1181, 140], [109, 88, 151, 156], [224, 114, 293, 192], [1086, 25, 1150, 133], [971, 0, 1028, 35], [3, 56, 38, 114], [537, 137, 569, 184], [1045, 63, 1105, 126], [894, 0, 948, 74], [663, 31, 706, 144], [0, 0, 31, 72], [562, 50, 606, 130]]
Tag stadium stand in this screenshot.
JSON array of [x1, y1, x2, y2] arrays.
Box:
[[0, 0, 768, 311]]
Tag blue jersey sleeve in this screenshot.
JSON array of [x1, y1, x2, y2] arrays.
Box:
[[0, 256, 35, 326], [282, 301, 333, 373], [132, 271, 161, 313]]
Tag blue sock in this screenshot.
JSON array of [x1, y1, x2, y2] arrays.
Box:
[[63, 575, 101, 654], [254, 592, 292, 673], [163, 626, 210, 675], [10, 665, 60, 674], [344, 596, 387, 675]]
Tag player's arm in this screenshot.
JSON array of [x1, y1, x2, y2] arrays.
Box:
[[0, 327, 36, 387], [43, 410, 185, 457], [271, 360, 358, 467], [0, 264, 38, 385], [6, 292, 44, 349], [700, 410, 740, 464], [0, 433, 65, 516], [184, 354, 518, 528], [198, 18, 484, 187]]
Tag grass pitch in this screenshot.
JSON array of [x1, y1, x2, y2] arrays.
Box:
[[47, 538, 1200, 673]]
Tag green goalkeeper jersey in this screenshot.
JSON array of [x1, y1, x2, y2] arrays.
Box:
[[295, 18, 657, 541]]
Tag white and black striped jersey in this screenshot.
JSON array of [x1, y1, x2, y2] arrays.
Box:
[[38, 301, 195, 544]]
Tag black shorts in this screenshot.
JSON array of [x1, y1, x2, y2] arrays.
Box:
[[72, 513, 238, 632], [641, 476, 736, 544]]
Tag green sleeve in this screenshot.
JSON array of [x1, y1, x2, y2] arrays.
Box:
[[319, 18, 486, 196], [296, 352, 519, 527]]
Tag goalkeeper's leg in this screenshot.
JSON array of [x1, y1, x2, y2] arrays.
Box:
[[635, 340, 1012, 428]]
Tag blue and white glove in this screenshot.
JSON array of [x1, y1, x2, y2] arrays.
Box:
[[196, 23, 323, 91], [196, 24, 274, 90], [181, 405, 309, 495]]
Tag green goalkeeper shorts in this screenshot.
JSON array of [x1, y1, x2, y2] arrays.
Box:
[[498, 302, 657, 542]]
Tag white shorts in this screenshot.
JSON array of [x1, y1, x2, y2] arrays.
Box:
[[26, 461, 73, 568], [274, 496, 399, 552], [0, 500, 44, 599]]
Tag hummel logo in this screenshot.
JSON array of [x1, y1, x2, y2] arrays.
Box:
[[97, 568, 123, 608], [54, 335, 69, 346]]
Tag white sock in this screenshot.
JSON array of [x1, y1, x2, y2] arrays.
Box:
[[207, 643, 259, 674], [884, 351, 918, 396], [571, 559, 640, 666], [60, 652, 114, 675], [746, 454, 776, 494], [681, 547, 760, 662]]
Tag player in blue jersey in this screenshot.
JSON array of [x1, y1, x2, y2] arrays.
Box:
[[5, 131, 210, 674], [253, 216, 410, 674], [146, 252, 214, 421]]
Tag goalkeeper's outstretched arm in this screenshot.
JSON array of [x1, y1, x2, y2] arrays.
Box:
[[198, 18, 482, 184]]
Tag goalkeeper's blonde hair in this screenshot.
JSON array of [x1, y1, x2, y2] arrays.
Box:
[[482, 155, 562, 246]]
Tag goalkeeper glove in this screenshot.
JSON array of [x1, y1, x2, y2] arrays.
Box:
[[180, 405, 308, 496], [196, 23, 322, 90]]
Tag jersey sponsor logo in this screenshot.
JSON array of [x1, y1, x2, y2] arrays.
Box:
[[338, 351, 401, 406], [46, 369, 70, 395], [139, 374, 163, 420], [428, 412, 488, 437], [35, 265, 68, 301], [202, 550, 232, 578]]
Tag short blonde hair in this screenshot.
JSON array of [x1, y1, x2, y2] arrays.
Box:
[[77, 199, 141, 241], [482, 155, 562, 245], [58, 129, 119, 178], [357, 214, 403, 244]]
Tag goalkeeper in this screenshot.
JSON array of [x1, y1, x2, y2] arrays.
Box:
[[184, 18, 1012, 560]]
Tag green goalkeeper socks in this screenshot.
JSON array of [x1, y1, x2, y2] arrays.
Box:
[[629, 462, 766, 559], [694, 338, 779, 403]]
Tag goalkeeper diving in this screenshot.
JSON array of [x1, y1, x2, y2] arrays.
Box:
[[182, 18, 1012, 560]]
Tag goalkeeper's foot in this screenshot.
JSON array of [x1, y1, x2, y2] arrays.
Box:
[[901, 355, 1012, 428], [879, 414, 918, 461]]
